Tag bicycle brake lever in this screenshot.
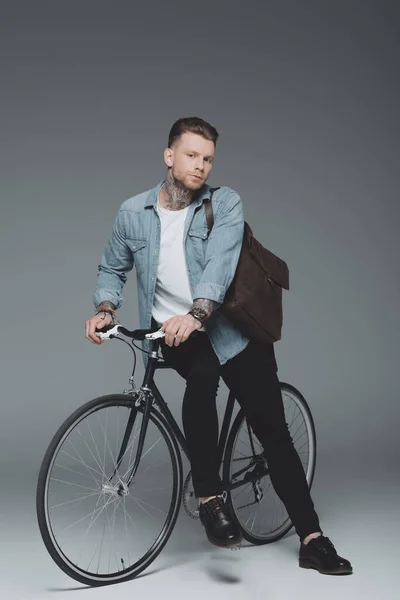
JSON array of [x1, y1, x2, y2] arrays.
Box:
[[95, 325, 120, 340], [146, 329, 166, 340]]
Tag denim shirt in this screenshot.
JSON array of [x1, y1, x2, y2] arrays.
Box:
[[93, 179, 250, 366]]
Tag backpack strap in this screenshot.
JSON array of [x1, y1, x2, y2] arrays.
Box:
[[204, 187, 220, 237]]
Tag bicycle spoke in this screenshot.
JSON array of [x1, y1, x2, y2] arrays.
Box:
[[59, 447, 104, 479], [120, 497, 139, 531], [66, 436, 105, 487], [96, 508, 108, 574], [122, 434, 162, 480], [60, 495, 109, 535], [77, 425, 108, 481], [98, 409, 120, 475], [49, 477, 99, 493], [40, 398, 180, 582], [141, 458, 170, 475], [86, 420, 108, 477], [122, 496, 132, 568], [127, 494, 167, 519], [54, 462, 102, 484], [50, 491, 100, 509]]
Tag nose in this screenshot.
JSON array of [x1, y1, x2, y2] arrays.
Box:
[[194, 158, 205, 171]]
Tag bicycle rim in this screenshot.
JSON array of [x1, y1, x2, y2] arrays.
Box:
[[36, 395, 182, 585]]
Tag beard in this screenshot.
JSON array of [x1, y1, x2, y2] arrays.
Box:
[[169, 167, 204, 191]]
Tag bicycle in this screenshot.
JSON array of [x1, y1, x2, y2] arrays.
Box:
[[36, 322, 317, 587]]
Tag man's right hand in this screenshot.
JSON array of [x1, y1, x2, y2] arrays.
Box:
[[85, 313, 113, 345]]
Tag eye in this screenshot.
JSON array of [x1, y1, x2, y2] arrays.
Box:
[[187, 153, 194, 158]]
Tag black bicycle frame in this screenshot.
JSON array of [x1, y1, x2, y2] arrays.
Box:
[[112, 337, 266, 492]]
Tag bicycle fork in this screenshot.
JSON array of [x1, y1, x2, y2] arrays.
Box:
[[108, 346, 159, 493], [106, 391, 153, 493]]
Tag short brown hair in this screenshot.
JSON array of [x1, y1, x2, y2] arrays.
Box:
[[168, 117, 219, 148]]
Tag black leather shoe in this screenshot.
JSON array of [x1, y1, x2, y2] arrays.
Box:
[[299, 534, 353, 575], [199, 495, 242, 548]]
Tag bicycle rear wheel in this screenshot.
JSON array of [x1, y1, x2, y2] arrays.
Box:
[[223, 382, 316, 544], [36, 394, 182, 586]]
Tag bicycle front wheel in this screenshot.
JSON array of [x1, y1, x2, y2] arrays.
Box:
[[36, 394, 183, 586], [223, 382, 316, 545]]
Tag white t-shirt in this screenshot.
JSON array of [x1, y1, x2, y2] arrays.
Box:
[[152, 197, 205, 331]]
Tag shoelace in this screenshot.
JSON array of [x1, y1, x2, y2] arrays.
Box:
[[311, 535, 337, 555], [200, 493, 227, 516]]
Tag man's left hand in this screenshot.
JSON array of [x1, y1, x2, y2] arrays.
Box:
[[161, 314, 202, 347]]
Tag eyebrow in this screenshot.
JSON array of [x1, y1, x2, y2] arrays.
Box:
[[186, 150, 214, 159]]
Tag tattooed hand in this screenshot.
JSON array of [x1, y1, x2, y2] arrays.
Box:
[[161, 314, 202, 347]]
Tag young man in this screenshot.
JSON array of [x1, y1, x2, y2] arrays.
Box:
[[85, 117, 353, 575]]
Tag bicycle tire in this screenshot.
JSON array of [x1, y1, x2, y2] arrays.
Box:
[[223, 382, 317, 545], [36, 394, 183, 586]]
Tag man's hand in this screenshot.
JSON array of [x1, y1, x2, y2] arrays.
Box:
[[161, 314, 202, 347], [85, 312, 113, 345]]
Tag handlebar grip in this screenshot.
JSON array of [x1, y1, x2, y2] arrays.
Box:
[[119, 326, 160, 340]]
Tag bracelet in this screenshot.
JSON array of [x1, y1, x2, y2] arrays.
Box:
[[95, 308, 119, 324], [96, 302, 116, 313], [96, 308, 114, 317]]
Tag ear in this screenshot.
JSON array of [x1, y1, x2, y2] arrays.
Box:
[[164, 147, 173, 167]]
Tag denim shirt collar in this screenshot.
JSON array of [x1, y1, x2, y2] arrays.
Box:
[[144, 179, 211, 209]]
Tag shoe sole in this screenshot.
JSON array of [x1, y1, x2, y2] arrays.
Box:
[[206, 531, 243, 549], [299, 560, 353, 575]]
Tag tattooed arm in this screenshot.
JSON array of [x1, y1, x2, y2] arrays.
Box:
[[190, 189, 244, 317], [188, 298, 217, 324], [194, 298, 217, 318]]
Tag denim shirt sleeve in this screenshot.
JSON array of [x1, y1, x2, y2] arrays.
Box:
[[93, 209, 133, 309], [192, 189, 244, 304]]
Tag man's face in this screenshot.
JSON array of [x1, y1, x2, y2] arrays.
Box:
[[165, 132, 215, 190]]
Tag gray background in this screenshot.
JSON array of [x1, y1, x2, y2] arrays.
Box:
[[0, 1, 399, 598]]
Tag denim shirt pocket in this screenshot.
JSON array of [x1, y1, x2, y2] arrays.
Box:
[[188, 227, 208, 264], [125, 238, 147, 275]]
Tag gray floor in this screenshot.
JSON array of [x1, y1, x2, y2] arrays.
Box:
[[1, 454, 397, 600]]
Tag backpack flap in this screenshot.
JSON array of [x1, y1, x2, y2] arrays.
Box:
[[245, 224, 290, 291]]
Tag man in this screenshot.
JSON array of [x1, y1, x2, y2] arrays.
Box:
[[85, 117, 353, 575]]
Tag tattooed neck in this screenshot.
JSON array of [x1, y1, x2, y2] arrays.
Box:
[[159, 172, 195, 211]]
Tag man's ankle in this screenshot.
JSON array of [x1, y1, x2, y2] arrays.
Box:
[[200, 495, 217, 504], [302, 531, 322, 545]]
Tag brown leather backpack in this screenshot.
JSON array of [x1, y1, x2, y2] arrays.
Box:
[[204, 187, 290, 344]]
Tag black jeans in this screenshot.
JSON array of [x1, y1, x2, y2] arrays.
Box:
[[159, 328, 322, 541]]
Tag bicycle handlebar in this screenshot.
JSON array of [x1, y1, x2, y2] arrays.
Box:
[[95, 323, 165, 342]]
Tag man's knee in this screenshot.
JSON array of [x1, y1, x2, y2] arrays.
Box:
[[186, 364, 220, 394]]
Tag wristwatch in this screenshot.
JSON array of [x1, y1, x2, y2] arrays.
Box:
[[187, 307, 208, 325]]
